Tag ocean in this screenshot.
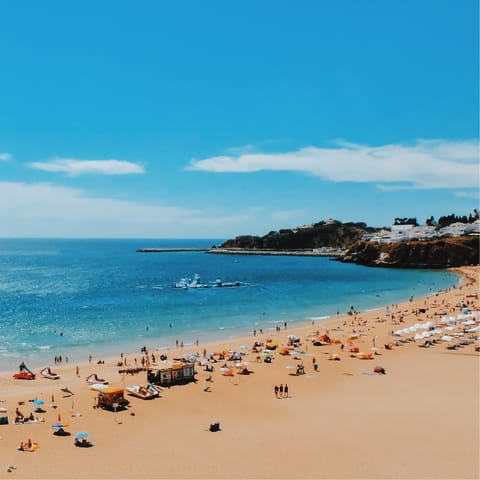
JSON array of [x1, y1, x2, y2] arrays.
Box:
[[0, 238, 458, 372]]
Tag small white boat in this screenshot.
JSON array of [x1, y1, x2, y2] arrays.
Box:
[[172, 278, 189, 289], [125, 384, 160, 400], [172, 274, 242, 289]]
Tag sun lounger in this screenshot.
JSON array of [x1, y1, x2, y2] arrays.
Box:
[[86, 374, 109, 385]]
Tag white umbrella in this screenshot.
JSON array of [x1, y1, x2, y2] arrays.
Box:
[[466, 325, 480, 332]]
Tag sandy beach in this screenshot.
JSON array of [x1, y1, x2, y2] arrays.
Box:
[[0, 266, 478, 479]]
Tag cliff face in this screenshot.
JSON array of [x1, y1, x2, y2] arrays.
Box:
[[220, 221, 479, 268], [221, 221, 375, 251], [339, 236, 479, 268]]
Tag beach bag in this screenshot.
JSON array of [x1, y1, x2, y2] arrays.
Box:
[[209, 422, 220, 432]]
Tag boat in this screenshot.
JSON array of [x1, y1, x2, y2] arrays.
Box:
[[172, 274, 205, 289], [40, 367, 60, 380], [13, 362, 35, 380], [172, 278, 189, 289], [172, 274, 242, 289], [125, 384, 160, 400]]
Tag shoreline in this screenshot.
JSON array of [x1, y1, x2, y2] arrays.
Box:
[[0, 268, 460, 375], [0, 266, 478, 479]]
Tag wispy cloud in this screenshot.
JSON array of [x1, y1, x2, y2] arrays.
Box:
[[0, 182, 254, 238], [0, 153, 12, 161], [454, 190, 480, 199], [29, 158, 145, 176], [188, 139, 479, 190], [271, 209, 310, 223]]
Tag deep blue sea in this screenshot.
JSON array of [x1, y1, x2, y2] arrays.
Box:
[[0, 238, 458, 372]]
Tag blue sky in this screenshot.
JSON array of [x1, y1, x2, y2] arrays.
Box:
[[0, 0, 478, 238]]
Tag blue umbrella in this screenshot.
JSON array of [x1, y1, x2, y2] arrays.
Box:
[[32, 399, 44, 405], [51, 421, 67, 429], [75, 432, 89, 439]]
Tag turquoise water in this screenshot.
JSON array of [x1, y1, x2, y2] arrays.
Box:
[[0, 238, 458, 371]]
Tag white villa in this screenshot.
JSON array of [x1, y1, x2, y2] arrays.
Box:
[[365, 219, 480, 243]]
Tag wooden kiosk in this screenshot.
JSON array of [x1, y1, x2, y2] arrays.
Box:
[[147, 362, 196, 387], [97, 387, 129, 410]]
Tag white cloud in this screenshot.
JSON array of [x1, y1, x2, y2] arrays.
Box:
[[454, 190, 480, 199], [29, 158, 145, 176], [0, 182, 253, 238], [0, 153, 12, 161], [271, 209, 310, 223], [188, 139, 479, 189]]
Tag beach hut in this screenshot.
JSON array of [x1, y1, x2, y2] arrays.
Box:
[[147, 362, 196, 387], [97, 387, 129, 410]]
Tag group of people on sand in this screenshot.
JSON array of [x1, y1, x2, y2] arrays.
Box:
[[18, 439, 35, 451], [274, 384, 288, 398]]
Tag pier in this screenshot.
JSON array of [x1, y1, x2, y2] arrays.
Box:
[[136, 248, 209, 253]]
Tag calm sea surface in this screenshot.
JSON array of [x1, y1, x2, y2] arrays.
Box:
[[0, 238, 458, 372]]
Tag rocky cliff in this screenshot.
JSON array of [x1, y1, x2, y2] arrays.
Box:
[[339, 236, 479, 268], [220, 221, 376, 251], [219, 221, 479, 268]]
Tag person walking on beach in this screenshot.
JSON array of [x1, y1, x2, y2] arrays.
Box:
[[274, 385, 279, 398], [279, 384, 284, 398], [284, 384, 289, 398]]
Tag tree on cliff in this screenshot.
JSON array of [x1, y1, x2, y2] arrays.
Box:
[[393, 217, 418, 226]]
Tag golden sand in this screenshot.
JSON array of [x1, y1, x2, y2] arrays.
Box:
[[0, 267, 478, 479]]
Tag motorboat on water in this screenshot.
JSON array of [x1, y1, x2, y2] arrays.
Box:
[[172, 274, 241, 289], [172, 274, 206, 289]]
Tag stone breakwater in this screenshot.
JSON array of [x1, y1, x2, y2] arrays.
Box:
[[207, 247, 345, 256], [137, 248, 209, 252]]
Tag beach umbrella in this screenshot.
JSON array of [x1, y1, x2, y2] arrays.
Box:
[[75, 432, 89, 439], [466, 325, 480, 332], [32, 399, 44, 405], [51, 421, 69, 429]]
